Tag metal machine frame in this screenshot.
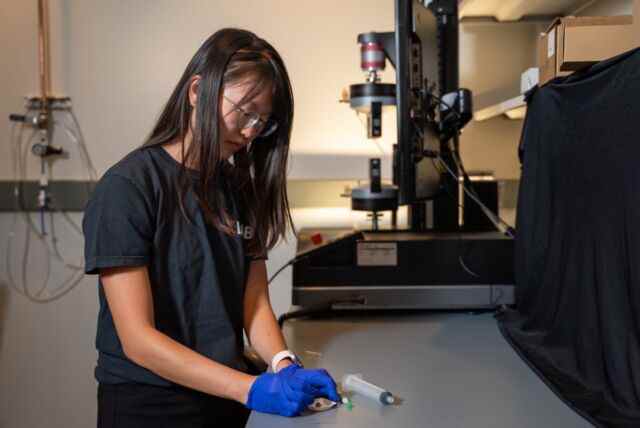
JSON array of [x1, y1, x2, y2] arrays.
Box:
[[291, 0, 515, 311]]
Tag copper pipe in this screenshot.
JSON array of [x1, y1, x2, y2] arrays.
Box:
[[37, 0, 51, 108]]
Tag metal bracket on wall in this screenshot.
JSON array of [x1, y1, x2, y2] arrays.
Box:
[[0, 181, 95, 212]]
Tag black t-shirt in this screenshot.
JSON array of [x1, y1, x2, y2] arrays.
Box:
[[83, 145, 254, 385]]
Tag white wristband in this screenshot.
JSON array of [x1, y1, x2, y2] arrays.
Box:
[[271, 350, 300, 372]]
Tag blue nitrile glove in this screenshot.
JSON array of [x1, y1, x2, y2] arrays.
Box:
[[246, 364, 315, 417], [281, 366, 341, 403]]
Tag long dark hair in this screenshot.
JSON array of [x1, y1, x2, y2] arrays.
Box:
[[143, 28, 294, 254]]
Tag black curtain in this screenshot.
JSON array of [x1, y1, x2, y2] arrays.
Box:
[[498, 48, 640, 428]]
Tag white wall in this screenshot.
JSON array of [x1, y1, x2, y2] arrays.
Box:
[[0, 212, 97, 428], [0, 0, 399, 183], [0, 2, 542, 427], [459, 20, 541, 178]]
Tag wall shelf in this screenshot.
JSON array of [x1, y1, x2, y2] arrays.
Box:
[[474, 94, 526, 121], [459, 0, 596, 22]]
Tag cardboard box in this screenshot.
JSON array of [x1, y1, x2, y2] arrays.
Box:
[[635, 0, 640, 46], [538, 15, 637, 85], [538, 26, 570, 85]]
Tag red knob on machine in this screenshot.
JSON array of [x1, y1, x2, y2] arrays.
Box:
[[361, 42, 386, 72], [310, 233, 323, 246]]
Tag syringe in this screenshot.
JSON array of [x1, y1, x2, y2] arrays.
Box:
[[342, 373, 395, 405]]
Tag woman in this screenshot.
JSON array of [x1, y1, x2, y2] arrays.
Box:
[[83, 28, 340, 428]]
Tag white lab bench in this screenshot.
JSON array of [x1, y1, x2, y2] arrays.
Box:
[[246, 312, 591, 428]]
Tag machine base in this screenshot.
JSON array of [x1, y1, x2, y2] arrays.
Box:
[[293, 284, 515, 309], [292, 228, 516, 310]]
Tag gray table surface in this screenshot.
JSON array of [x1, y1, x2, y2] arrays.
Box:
[[246, 312, 592, 428]]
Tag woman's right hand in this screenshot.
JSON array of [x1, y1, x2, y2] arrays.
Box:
[[245, 365, 340, 417]]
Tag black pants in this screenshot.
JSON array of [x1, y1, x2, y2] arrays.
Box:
[[98, 383, 250, 428]]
